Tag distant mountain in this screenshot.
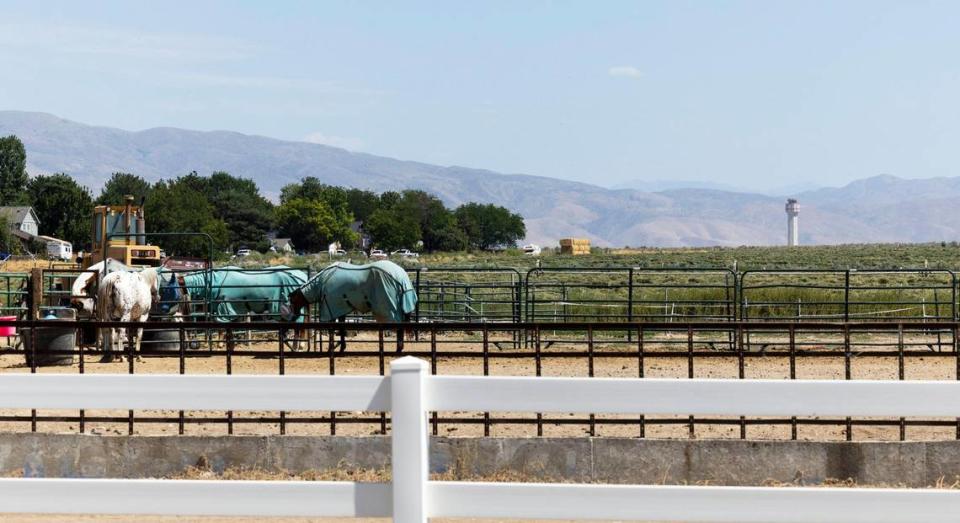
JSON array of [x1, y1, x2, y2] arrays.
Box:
[[2, 110, 960, 247], [610, 179, 747, 193]]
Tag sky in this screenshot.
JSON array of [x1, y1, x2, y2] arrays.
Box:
[[1, 1, 959, 193]]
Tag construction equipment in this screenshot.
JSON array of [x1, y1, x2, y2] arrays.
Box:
[[82, 195, 160, 268]]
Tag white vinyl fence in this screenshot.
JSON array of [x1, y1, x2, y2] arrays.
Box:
[[2, 357, 960, 521]]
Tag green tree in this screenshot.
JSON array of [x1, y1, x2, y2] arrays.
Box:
[[396, 190, 466, 252], [202, 172, 275, 251], [26, 173, 94, 247], [364, 207, 421, 252], [0, 215, 14, 254], [97, 172, 152, 205], [345, 188, 380, 222], [454, 203, 526, 250], [279, 178, 356, 248], [276, 198, 340, 252], [0, 135, 29, 205], [144, 178, 229, 257]]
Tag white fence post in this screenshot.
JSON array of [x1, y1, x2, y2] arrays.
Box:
[[390, 356, 429, 523]]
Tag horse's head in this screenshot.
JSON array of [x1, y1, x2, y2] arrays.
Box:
[[155, 272, 184, 315], [70, 270, 99, 315], [280, 289, 308, 321]]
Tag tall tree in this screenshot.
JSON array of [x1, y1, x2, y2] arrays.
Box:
[[276, 198, 339, 252], [0, 215, 14, 254], [397, 190, 466, 251], [26, 174, 94, 246], [202, 172, 275, 251], [279, 178, 356, 248], [364, 207, 421, 251], [0, 135, 29, 205], [345, 188, 380, 222], [144, 178, 229, 257], [97, 172, 152, 205], [454, 203, 526, 250]]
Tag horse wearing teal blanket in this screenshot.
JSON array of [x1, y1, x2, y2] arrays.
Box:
[[281, 261, 418, 352], [175, 265, 308, 322], [173, 265, 309, 350]]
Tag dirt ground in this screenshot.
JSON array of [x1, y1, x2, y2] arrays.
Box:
[[1, 329, 957, 441]]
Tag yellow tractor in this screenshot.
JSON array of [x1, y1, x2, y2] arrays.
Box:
[[82, 195, 161, 268]]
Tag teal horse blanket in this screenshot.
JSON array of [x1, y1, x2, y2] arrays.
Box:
[[180, 266, 309, 322], [299, 261, 417, 322]]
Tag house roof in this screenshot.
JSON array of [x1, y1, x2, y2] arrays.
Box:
[[0, 206, 38, 226], [11, 229, 34, 241], [271, 238, 294, 248]]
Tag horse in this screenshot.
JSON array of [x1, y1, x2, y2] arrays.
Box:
[[96, 270, 153, 362], [172, 266, 309, 350], [280, 260, 418, 352], [70, 260, 173, 362]]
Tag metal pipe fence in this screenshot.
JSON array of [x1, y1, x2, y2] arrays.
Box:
[[3, 318, 960, 441]]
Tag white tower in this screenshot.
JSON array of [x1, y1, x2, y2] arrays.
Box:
[[785, 199, 799, 246]]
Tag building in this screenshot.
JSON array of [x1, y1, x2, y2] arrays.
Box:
[[270, 238, 295, 254], [785, 199, 799, 246], [351, 221, 372, 251], [0, 206, 40, 250]]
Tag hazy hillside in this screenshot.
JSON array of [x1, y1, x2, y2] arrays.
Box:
[[3, 111, 960, 247]]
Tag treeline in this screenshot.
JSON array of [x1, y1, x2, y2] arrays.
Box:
[[0, 135, 525, 257]]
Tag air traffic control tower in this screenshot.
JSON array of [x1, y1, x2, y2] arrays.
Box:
[[785, 199, 799, 246]]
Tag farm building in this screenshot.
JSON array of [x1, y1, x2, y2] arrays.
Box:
[[559, 237, 591, 255], [270, 237, 295, 253], [0, 206, 40, 250]]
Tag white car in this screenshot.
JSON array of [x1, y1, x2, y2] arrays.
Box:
[[522, 244, 542, 256], [236, 248, 253, 257], [391, 249, 419, 258], [370, 249, 388, 260]]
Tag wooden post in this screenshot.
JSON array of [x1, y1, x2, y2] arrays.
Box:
[[30, 268, 43, 320]]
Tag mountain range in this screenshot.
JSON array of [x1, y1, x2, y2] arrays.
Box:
[[1, 110, 956, 247]]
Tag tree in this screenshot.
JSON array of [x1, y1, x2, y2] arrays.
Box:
[[0, 135, 29, 205], [396, 190, 466, 252], [97, 172, 152, 205], [345, 188, 380, 222], [202, 172, 275, 251], [279, 178, 357, 248], [0, 215, 14, 254], [276, 198, 340, 252], [364, 208, 421, 252], [26, 174, 94, 247], [144, 178, 229, 257], [454, 203, 526, 250]]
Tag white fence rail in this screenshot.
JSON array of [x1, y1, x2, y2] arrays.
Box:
[[4, 357, 960, 522]]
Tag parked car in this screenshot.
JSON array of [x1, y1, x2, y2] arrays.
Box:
[[391, 249, 419, 258], [370, 249, 388, 260], [522, 244, 542, 256], [236, 248, 253, 257], [332, 249, 347, 257]]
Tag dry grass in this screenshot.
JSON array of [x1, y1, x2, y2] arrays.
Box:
[[0, 259, 49, 273]]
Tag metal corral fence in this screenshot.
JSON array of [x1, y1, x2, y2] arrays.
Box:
[[4, 318, 960, 442], [5, 266, 960, 325], [1, 362, 959, 521]]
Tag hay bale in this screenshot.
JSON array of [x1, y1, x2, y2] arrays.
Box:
[[559, 238, 591, 255]]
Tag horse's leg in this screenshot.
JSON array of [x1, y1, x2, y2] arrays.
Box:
[[338, 317, 347, 353], [119, 312, 133, 362], [134, 313, 148, 362], [99, 328, 113, 363]]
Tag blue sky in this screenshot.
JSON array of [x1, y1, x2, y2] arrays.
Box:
[[1, 1, 959, 192]]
